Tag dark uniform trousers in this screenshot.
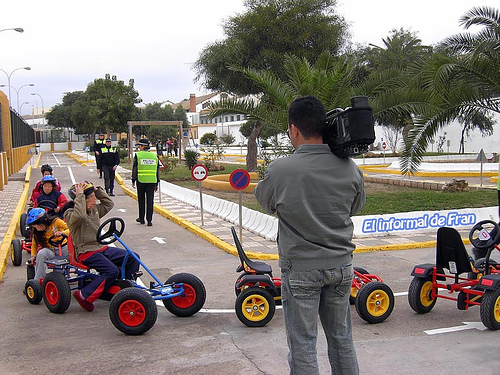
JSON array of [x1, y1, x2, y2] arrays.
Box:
[[137, 182, 156, 224]]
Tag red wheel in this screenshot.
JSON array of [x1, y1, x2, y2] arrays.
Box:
[[42, 272, 71, 313], [117, 299, 147, 327], [110, 288, 157, 335], [163, 273, 206, 317], [170, 283, 196, 309]]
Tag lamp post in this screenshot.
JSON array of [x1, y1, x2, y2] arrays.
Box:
[[0, 83, 34, 112], [0, 28, 24, 33], [19, 101, 29, 114], [31, 92, 45, 126], [0, 67, 31, 107]]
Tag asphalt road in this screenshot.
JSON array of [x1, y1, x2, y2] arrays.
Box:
[[0, 153, 499, 375]]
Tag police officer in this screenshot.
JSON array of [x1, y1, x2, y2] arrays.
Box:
[[132, 139, 159, 226], [99, 138, 120, 196], [93, 133, 106, 179]]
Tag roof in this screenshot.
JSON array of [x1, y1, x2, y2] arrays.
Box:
[[173, 93, 219, 111]]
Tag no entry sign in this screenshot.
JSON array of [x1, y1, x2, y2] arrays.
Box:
[[191, 164, 208, 181], [230, 169, 250, 190]]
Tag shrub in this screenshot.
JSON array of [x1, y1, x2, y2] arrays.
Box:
[[184, 149, 199, 170]]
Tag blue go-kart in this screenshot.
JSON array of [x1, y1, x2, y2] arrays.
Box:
[[41, 217, 206, 335]]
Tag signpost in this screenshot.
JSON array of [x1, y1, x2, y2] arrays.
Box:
[[158, 157, 166, 203], [382, 141, 387, 164], [229, 169, 251, 243], [191, 164, 208, 225], [476, 149, 487, 187]]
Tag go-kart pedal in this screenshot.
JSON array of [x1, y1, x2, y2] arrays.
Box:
[[132, 270, 143, 280]]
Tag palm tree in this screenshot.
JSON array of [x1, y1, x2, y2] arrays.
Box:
[[400, 6, 500, 174], [207, 52, 360, 171]]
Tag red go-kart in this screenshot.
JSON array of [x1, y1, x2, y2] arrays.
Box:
[[232, 227, 394, 327], [408, 220, 500, 330]]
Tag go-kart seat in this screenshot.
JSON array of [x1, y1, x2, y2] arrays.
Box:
[[435, 227, 472, 275], [231, 227, 272, 275], [67, 235, 89, 270]]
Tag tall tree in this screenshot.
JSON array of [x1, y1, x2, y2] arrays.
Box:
[[86, 74, 142, 134], [194, 0, 348, 95], [401, 6, 500, 173]]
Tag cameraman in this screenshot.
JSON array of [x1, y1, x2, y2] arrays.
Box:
[[254, 96, 365, 375]]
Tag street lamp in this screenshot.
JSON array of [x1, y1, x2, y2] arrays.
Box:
[[0, 83, 34, 112], [0, 28, 24, 33], [31, 92, 45, 126], [0, 66, 31, 106], [20, 101, 29, 114]]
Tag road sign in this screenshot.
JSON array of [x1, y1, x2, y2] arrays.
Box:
[[230, 169, 250, 190], [158, 158, 166, 170], [191, 164, 208, 181], [382, 142, 387, 150]]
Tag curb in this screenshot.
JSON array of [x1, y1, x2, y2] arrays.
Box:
[[0, 153, 41, 282]]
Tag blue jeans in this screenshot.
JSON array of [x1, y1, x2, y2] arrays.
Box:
[[281, 265, 358, 375]]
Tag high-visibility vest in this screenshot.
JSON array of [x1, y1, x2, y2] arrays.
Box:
[[101, 147, 117, 154], [136, 151, 158, 183]]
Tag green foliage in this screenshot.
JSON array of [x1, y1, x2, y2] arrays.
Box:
[[184, 149, 199, 170], [159, 155, 178, 173], [86, 74, 142, 134], [200, 132, 218, 145], [194, 0, 349, 95], [220, 133, 236, 145], [200, 142, 225, 171]]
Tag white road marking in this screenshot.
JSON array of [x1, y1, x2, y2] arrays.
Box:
[[151, 237, 166, 244], [52, 153, 61, 166], [424, 322, 487, 335], [68, 166, 76, 184]]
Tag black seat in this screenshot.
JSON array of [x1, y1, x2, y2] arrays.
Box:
[[231, 227, 272, 275], [435, 227, 472, 275]]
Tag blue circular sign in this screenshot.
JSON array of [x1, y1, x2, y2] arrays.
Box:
[[229, 169, 250, 190]]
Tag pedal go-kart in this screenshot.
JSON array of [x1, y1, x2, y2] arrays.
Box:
[[24, 234, 68, 305], [408, 220, 500, 330], [11, 200, 60, 267], [39, 217, 207, 335], [232, 227, 394, 327]]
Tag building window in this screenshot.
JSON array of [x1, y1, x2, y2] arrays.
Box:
[[231, 115, 234, 122], [237, 115, 241, 121]]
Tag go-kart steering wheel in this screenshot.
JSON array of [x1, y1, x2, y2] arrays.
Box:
[[37, 200, 57, 210], [97, 217, 125, 245], [469, 220, 500, 250], [48, 233, 67, 247]]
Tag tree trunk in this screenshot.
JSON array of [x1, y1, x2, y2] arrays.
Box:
[[246, 120, 263, 172]]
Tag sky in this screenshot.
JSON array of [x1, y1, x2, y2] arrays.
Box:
[[1, 0, 498, 117]]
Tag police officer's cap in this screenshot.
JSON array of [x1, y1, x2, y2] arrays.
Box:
[[105, 138, 112, 142], [135, 139, 150, 147]]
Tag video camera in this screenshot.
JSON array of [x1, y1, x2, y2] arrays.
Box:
[[324, 96, 375, 158]]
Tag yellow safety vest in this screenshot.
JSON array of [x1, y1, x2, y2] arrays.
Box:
[[136, 151, 158, 183]]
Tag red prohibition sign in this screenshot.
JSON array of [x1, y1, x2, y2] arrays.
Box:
[[191, 164, 208, 181], [230, 169, 250, 190]]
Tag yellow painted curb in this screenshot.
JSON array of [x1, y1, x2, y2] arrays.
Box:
[[0, 163, 35, 282]]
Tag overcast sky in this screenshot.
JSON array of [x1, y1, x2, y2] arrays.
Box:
[[1, 0, 498, 116]]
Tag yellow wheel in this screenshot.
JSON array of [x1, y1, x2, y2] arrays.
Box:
[[235, 287, 275, 327], [480, 288, 500, 330], [408, 276, 437, 314], [355, 281, 394, 324]]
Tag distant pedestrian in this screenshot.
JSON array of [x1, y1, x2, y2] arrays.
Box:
[[93, 133, 106, 179], [166, 138, 173, 157], [173, 138, 178, 157], [156, 140, 164, 156], [132, 139, 159, 227], [99, 138, 120, 196]]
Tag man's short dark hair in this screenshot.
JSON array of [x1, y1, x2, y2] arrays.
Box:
[[288, 96, 326, 139]]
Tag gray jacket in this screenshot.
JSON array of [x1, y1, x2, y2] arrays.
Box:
[[254, 144, 365, 271]]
